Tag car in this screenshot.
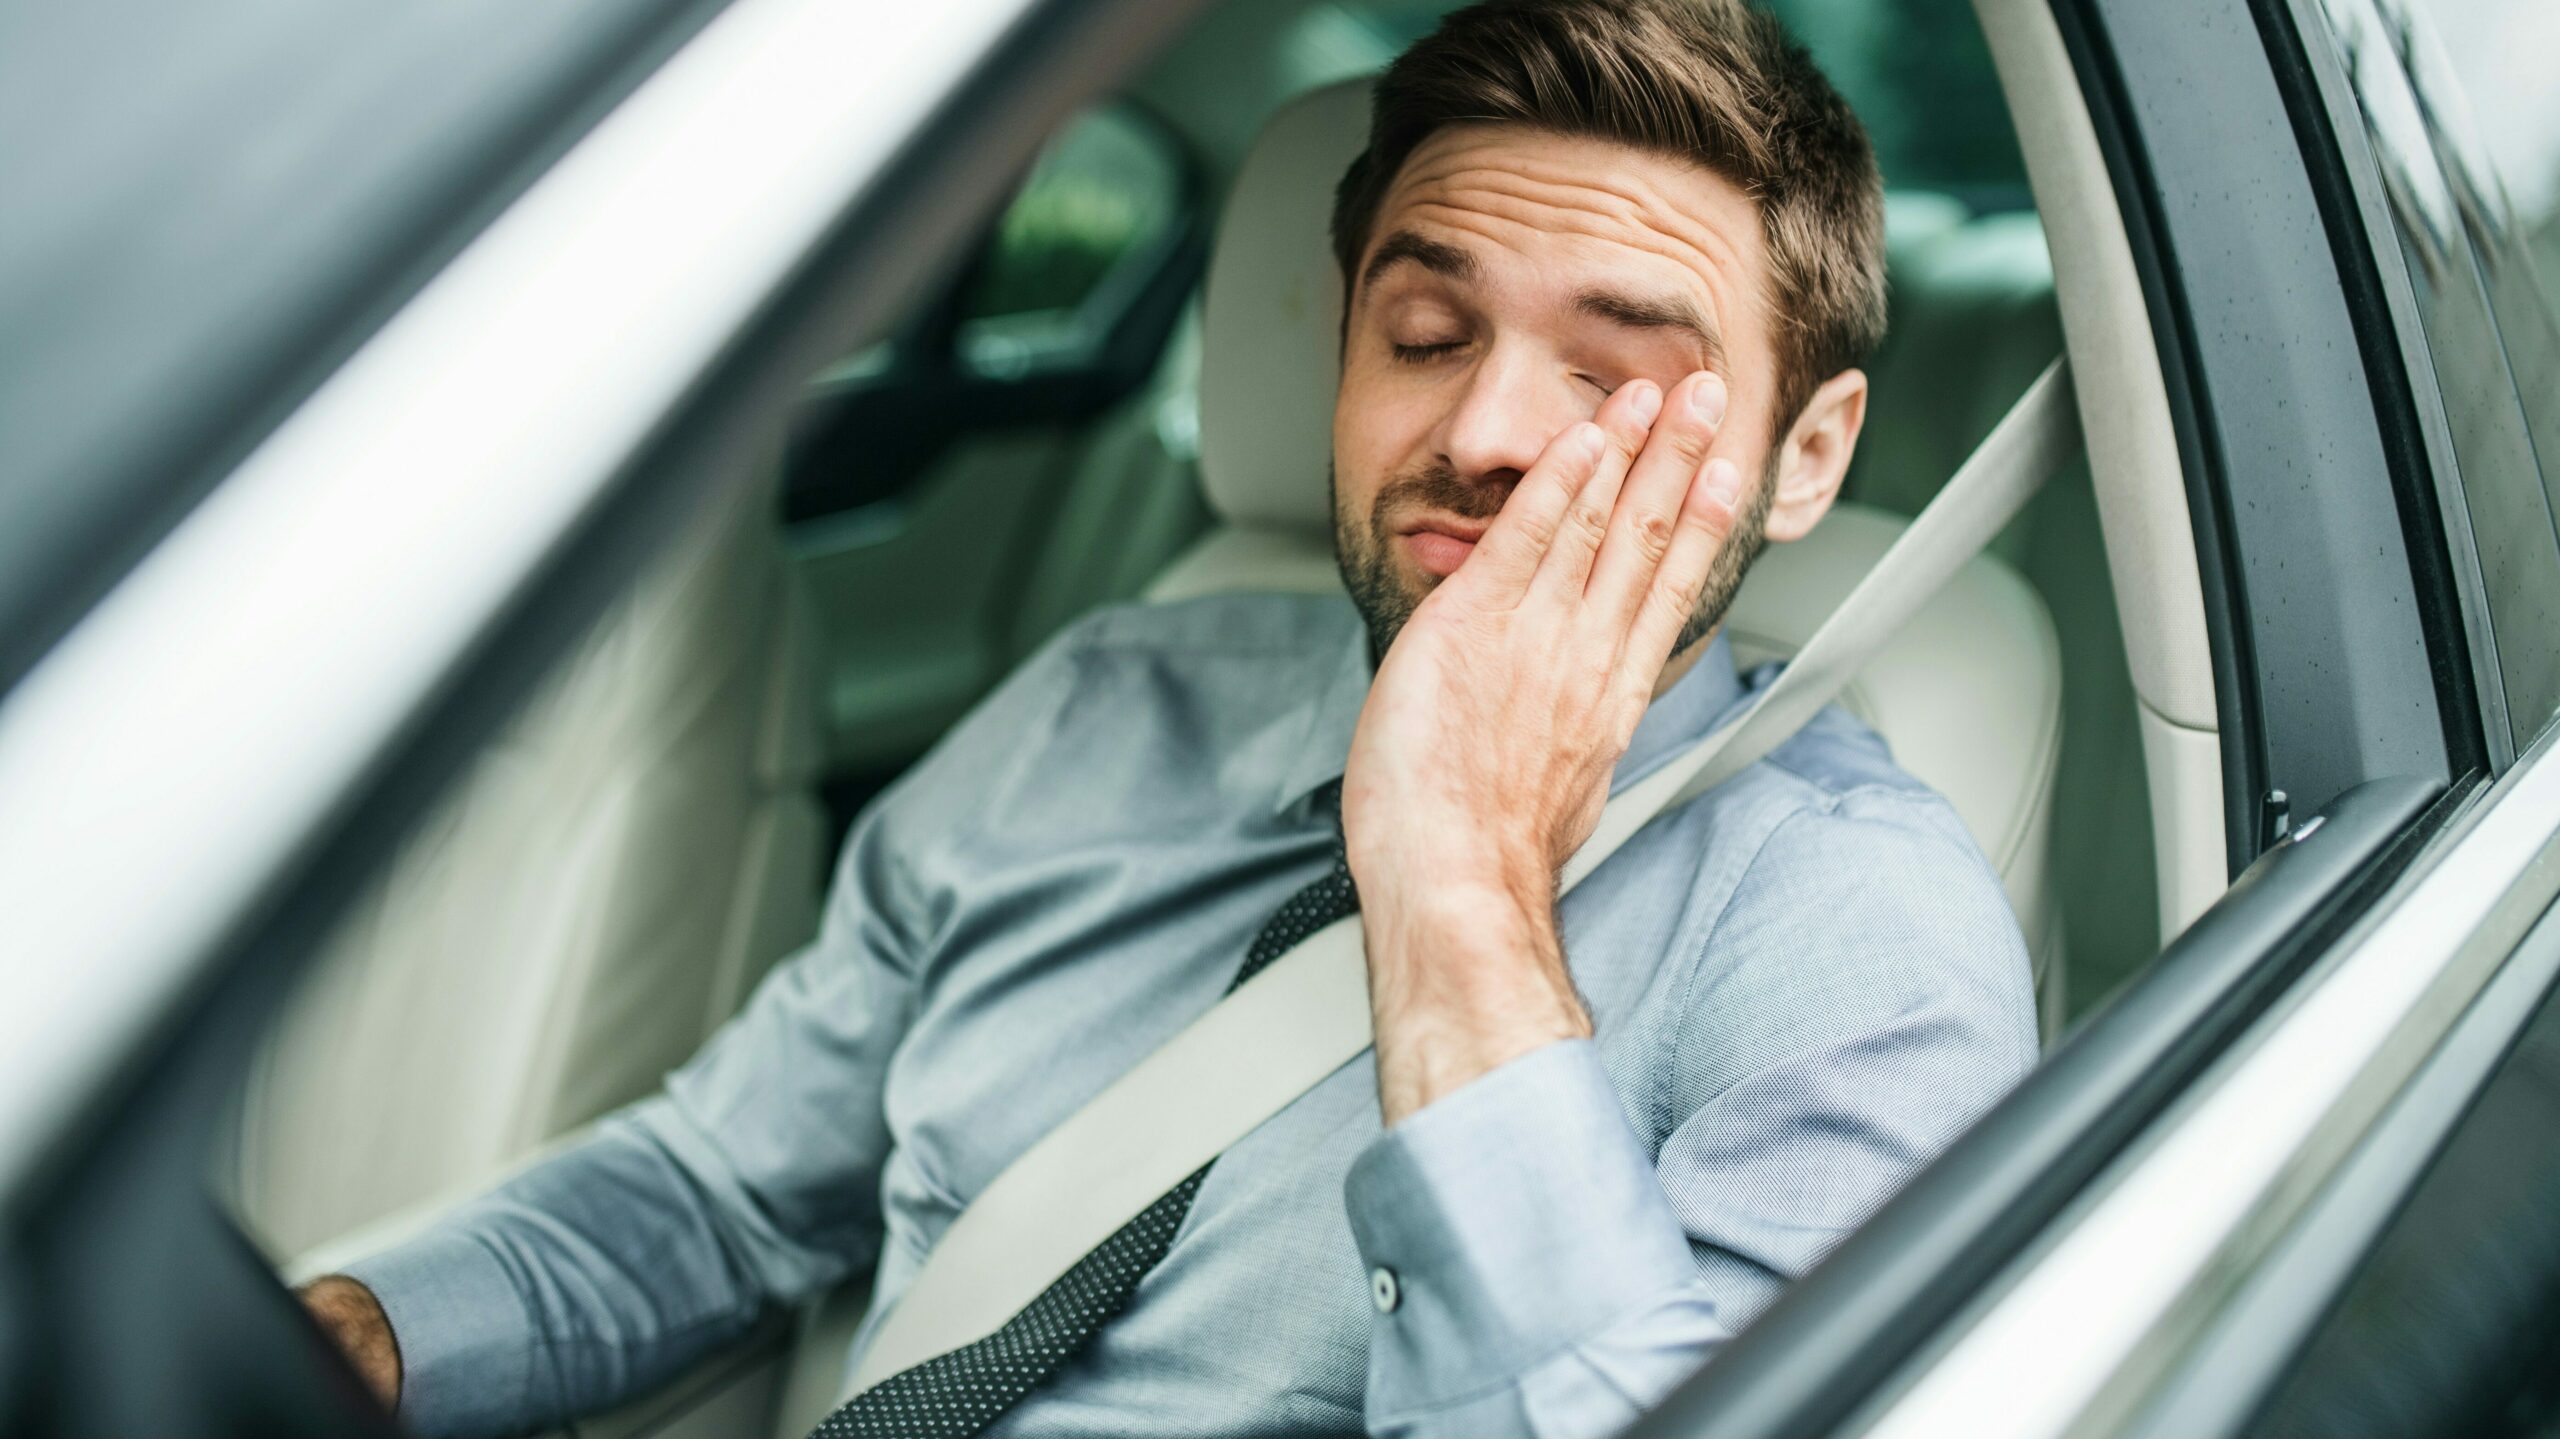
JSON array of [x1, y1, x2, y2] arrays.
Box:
[[1, 0, 2555, 1434]]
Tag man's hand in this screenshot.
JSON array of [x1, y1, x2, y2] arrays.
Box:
[[298, 1274, 403, 1412], [1343, 371, 1743, 1126]]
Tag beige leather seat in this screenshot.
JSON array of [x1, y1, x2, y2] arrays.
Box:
[[1150, 80, 2068, 1029], [230, 476, 828, 1258]]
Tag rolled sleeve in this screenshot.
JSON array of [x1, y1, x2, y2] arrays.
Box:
[[1343, 1039, 1700, 1417], [343, 1226, 538, 1439]]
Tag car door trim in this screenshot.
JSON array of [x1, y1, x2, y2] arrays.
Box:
[[1631, 774, 2444, 1439], [2058, 0, 2464, 862], [2121, 882, 2560, 1437], [2255, 0, 2511, 772], [1854, 717, 2560, 1439]]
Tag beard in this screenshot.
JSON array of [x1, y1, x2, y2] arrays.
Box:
[[1331, 456, 1778, 663]]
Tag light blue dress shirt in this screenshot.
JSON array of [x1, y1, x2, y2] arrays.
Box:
[[349, 590, 2038, 1439]]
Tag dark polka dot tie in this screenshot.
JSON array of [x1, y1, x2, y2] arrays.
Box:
[[809, 788, 1360, 1438]]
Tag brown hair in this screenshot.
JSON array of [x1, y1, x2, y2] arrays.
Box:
[[1330, 0, 1887, 430]]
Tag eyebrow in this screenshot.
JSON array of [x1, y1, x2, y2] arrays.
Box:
[[1361, 230, 1724, 370], [1357, 229, 1478, 294], [1574, 287, 1725, 372]]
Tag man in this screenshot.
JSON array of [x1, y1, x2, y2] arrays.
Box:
[[301, 0, 2036, 1434]]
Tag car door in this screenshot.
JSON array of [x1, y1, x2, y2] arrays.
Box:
[[1629, 0, 2560, 1433], [2112, 1, 2560, 1431], [0, 0, 1210, 1433]]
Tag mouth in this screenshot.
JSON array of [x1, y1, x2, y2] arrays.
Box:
[[1395, 517, 1487, 579]]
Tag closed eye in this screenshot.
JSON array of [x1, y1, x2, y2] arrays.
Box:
[[1390, 340, 1464, 364]]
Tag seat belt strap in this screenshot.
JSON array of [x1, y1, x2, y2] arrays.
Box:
[[847, 358, 2080, 1397]]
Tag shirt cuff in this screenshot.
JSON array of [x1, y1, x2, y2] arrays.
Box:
[[1343, 1038, 1697, 1411], [340, 1225, 538, 1439]]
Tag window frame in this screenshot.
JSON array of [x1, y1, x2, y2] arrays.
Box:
[[2133, 889, 2560, 1437], [2073, 0, 2469, 859], [0, 0, 1213, 1430], [1636, 0, 2492, 1425], [2273, 0, 2560, 768], [0, 0, 737, 701]]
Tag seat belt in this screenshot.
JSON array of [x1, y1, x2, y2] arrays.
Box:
[[847, 357, 2081, 1397]]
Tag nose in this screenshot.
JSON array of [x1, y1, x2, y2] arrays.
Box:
[[1431, 342, 1596, 490]]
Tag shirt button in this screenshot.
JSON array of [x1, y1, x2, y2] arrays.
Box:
[[1370, 1266, 1401, 1313]]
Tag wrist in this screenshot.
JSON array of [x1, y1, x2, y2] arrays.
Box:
[[1361, 880, 1591, 1126], [299, 1274, 402, 1412], [1346, 822, 1556, 916]]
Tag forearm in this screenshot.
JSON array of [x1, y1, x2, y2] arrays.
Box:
[[337, 1109, 804, 1438], [1360, 870, 1592, 1127]]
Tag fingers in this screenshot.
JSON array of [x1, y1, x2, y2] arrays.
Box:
[[1584, 372, 1727, 624], [1459, 420, 1609, 598], [1526, 380, 1662, 598], [1625, 453, 1746, 675], [1451, 370, 1729, 642]]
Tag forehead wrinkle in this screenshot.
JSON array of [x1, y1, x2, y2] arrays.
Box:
[[1401, 190, 1743, 293], [1381, 163, 1758, 333], [1370, 127, 1774, 381], [1390, 158, 1739, 268], [1396, 196, 1748, 345], [1390, 128, 1753, 258]]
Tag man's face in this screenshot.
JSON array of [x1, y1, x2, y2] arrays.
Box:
[[1331, 124, 1785, 660]]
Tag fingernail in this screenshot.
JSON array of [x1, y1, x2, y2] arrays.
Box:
[[1702, 457, 1743, 505], [1626, 381, 1663, 427], [1691, 374, 1727, 426]]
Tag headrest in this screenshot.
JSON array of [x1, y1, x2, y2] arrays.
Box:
[[1198, 79, 1374, 531]]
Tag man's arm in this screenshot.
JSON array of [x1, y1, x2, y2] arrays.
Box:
[[301, 902, 919, 1438], [1342, 798, 2038, 1437], [288, 613, 1091, 1438], [1334, 368, 1737, 1434]]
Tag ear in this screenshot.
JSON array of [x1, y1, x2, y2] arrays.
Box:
[[1762, 368, 1868, 543]]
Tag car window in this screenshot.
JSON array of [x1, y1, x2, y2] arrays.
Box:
[[787, 100, 1199, 523], [808, 103, 1188, 392], [2311, 0, 2560, 750], [953, 106, 1187, 379], [2397, 0, 2560, 329], [1766, 0, 2028, 203], [2392, 0, 2560, 631]]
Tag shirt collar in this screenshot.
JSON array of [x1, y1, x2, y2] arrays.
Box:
[[1271, 611, 1749, 816]]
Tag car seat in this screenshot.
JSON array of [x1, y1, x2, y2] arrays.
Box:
[[227, 474, 827, 1258]]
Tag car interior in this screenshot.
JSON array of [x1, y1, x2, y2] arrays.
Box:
[[214, 0, 2240, 1432]]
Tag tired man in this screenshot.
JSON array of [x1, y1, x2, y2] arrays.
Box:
[[302, 0, 2037, 1434]]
